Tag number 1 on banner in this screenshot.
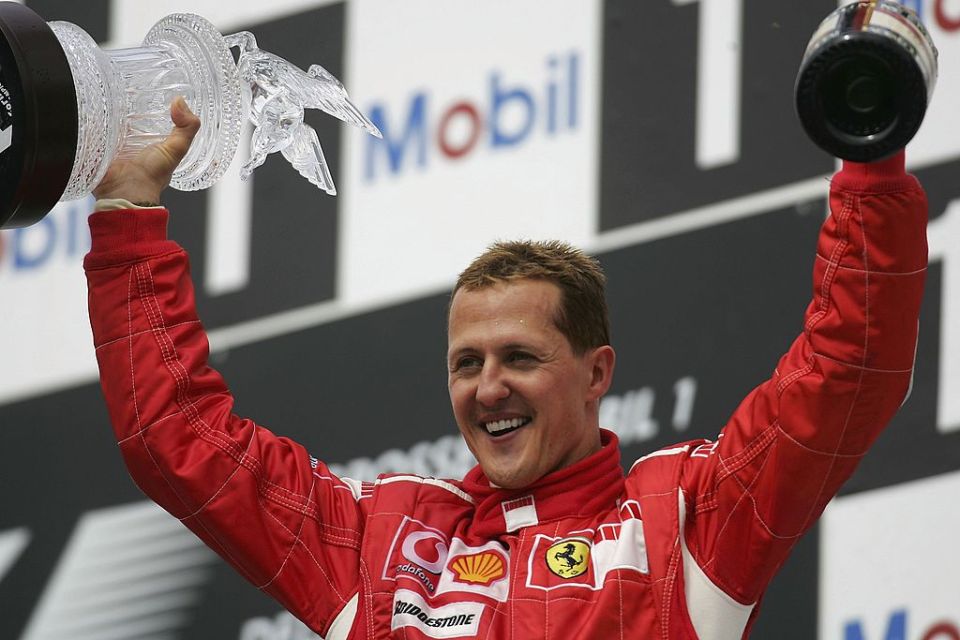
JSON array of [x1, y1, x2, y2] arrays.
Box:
[[672, 0, 743, 169], [928, 199, 960, 434]]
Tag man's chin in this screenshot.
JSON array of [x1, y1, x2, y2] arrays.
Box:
[[482, 465, 540, 491]]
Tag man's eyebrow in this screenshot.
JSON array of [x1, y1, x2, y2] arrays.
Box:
[[446, 346, 475, 361], [500, 342, 536, 352], [448, 342, 537, 358]]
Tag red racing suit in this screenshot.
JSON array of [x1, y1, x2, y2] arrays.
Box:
[[84, 153, 927, 639]]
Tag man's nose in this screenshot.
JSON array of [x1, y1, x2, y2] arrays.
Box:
[[475, 363, 510, 406]]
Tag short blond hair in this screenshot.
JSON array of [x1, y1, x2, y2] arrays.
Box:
[[452, 240, 610, 353]]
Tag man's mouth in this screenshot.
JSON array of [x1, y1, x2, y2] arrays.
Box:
[[483, 417, 532, 437]]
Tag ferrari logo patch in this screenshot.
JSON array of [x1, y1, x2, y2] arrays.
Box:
[[546, 538, 590, 579]]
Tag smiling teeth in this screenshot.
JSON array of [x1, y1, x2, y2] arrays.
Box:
[[485, 418, 528, 434]]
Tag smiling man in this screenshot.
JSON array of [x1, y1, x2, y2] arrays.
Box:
[[448, 248, 615, 490], [85, 99, 928, 639]]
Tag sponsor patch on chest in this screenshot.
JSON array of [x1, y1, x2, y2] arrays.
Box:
[[382, 518, 512, 601], [526, 519, 650, 591], [545, 538, 591, 578], [383, 517, 450, 593], [391, 589, 484, 639], [449, 550, 507, 585]]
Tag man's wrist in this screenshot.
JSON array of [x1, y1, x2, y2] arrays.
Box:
[[94, 198, 163, 212]]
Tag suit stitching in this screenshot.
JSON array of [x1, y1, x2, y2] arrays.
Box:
[[137, 263, 361, 537], [701, 443, 773, 571], [701, 439, 786, 590], [510, 530, 527, 640], [814, 253, 926, 276], [630, 489, 679, 501], [798, 195, 871, 533], [803, 195, 852, 333], [773, 421, 870, 458], [261, 473, 318, 590], [508, 587, 669, 606], [813, 351, 913, 374], [776, 354, 815, 395], [775, 195, 852, 398], [127, 269, 142, 434], [828, 179, 922, 196], [95, 320, 200, 351], [359, 559, 375, 640], [116, 409, 181, 444], [85, 248, 183, 271], [618, 565, 625, 640], [128, 265, 194, 518], [728, 441, 802, 541], [661, 535, 682, 639], [136, 263, 359, 573], [693, 426, 777, 512], [132, 262, 260, 586], [716, 426, 776, 482], [178, 422, 257, 521], [258, 503, 347, 602]]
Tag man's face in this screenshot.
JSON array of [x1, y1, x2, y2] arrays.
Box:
[[447, 279, 614, 489]]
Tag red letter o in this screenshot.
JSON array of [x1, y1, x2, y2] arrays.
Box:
[[437, 102, 482, 159], [935, 0, 960, 31], [922, 623, 960, 640]]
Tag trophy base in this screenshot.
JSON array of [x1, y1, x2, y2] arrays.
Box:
[[795, 1, 937, 162], [796, 32, 927, 162], [0, 2, 78, 229]]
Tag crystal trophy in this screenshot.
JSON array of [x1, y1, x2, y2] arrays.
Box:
[[795, 0, 938, 162], [0, 3, 381, 229]]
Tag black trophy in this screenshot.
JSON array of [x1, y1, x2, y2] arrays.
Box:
[[796, 0, 938, 162]]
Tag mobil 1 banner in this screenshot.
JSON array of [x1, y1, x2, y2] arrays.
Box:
[[599, 0, 835, 230]]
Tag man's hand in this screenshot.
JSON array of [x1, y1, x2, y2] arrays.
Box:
[[92, 97, 201, 205]]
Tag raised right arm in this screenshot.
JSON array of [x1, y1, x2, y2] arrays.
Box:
[[84, 99, 365, 636]]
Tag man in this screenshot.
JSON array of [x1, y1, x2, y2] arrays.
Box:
[[86, 97, 927, 638]]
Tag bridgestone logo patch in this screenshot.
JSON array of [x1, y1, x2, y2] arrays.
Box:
[[394, 602, 475, 627], [391, 589, 483, 638]]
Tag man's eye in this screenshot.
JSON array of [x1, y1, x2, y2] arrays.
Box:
[[455, 356, 482, 371], [508, 352, 535, 364]]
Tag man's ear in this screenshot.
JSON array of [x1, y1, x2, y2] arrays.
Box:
[[585, 345, 616, 401]]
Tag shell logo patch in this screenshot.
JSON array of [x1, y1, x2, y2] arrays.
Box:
[[450, 551, 507, 585], [546, 539, 590, 579]]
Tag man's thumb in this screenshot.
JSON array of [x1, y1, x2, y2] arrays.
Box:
[[163, 97, 202, 163]]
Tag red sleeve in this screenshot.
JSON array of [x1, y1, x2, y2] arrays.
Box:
[[680, 151, 928, 604], [84, 209, 364, 635]]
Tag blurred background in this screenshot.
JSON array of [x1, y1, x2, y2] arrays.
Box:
[[1, 0, 958, 638]]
